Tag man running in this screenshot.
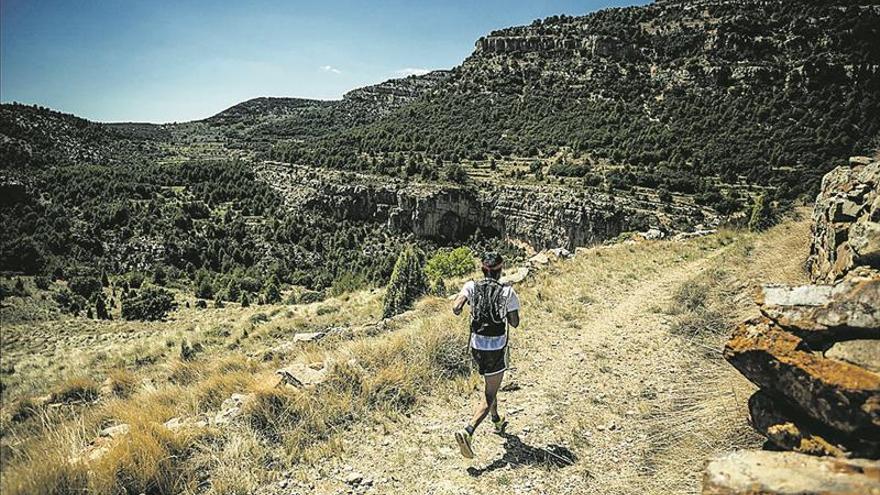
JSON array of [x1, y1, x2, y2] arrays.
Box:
[[451, 252, 520, 458]]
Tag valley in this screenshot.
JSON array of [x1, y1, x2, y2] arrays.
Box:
[[1, 0, 879, 493]]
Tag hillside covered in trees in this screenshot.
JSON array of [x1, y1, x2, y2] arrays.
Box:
[[277, 0, 880, 200], [2, 0, 879, 318]]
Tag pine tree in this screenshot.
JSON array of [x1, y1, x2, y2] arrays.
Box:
[[263, 282, 281, 304], [382, 244, 427, 318], [95, 295, 110, 320]]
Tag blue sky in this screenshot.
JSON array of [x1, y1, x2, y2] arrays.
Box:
[[1, 0, 645, 123]]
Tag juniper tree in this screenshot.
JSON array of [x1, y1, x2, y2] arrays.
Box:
[[382, 244, 428, 318]]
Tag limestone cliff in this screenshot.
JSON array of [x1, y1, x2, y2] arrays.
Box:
[[256, 161, 715, 251]]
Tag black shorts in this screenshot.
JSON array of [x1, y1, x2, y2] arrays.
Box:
[[471, 346, 509, 376]]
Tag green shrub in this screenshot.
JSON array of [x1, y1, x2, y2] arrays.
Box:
[[196, 276, 213, 300], [382, 244, 427, 318], [95, 294, 111, 320], [226, 280, 241, 302], [152, 266, 167, 286], [748, 193, 776, 232], [329, 272, 368, 296], [34, 276, 51, 290], [54, 288, 85, 315], [263, 282, 281, 304], [424, 247, 474, 284], [121, 286, 175, 321], [127, 272, 145, 289], [443, 164, 469, 184], [68, 275, 102, 299], [12, 278, 27, 296], [548, 162, 590, 177]]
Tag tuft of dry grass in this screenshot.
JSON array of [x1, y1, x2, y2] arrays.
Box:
[[86, 420, 207, 495], [50, 376, 100, 404], [104, 368, 139, 398]]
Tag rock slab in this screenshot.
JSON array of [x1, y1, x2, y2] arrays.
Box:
[[724, 317, 880, 439], [702, 450, 880, 495]]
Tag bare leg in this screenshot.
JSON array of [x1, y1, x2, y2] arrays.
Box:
[[469, 371, 504, 430]]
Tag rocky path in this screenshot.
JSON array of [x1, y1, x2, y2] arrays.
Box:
[[278, 243, 753, 495]]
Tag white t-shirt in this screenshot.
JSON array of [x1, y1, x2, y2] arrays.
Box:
[[460, 280, 520, 350]]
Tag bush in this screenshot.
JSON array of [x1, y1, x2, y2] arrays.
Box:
[[69, 275, 102, 299], [127, 272, 145, 289], [263, 282, 281, 304], [329, 272, 368, 296], [121, 286, 175, 321], [748, 193, 776, 232], [153, 266, 167, 286], [424, 247, 475, 283], [226, 280, 241, 302], [50, 376, 99, 404], [443, 163, 469, 184], [54, 288, 85, 315], [95, 294, 111, 319], [12, 278, 27, 296], [382, 244, 427, 318], [196, 277, 213, 300], [34, 276, 51, 290], [548, 162, 590, 177]]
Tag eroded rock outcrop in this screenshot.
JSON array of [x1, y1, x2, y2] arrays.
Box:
[[724, 317, 880, 439], [808, 156, 880, 283], [756, 267, 880, 346], [705, 158, 880, 494], [748, 390, 879, 459], [256, 161, 715, 251]]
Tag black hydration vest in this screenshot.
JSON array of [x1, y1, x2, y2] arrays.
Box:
[[470, 278, 508, 337]]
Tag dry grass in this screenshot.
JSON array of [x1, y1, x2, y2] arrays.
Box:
[[49, 376, 100, 405], [0, 290, 471, 494]]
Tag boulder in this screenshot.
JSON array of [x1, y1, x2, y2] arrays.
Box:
[[826, 340, 880, 374], [724, 317, 880, 438], [276, 363, 328, 388], [500, 267, 530, 285], [213, 393, 251, 425], [748, 390, 879, 459], [548, 247, 573, 259], [808, 158, 879, 283], [293, 331, 325, 342], [98, 423, 130, 439], [673, 229, 717, 241], [702, 450, 880, 495], [528, 252, 550, 266], [756, 268, 880, 345], [164, 415, 209, 431]]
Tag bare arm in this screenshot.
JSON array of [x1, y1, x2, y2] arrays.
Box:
[[452, 294, 467, 316], [507, 310, 520, 328]]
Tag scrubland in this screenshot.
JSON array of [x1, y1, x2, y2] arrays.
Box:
[[0, 215, 811, 494]]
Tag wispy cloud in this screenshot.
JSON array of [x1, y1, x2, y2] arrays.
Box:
[[320, 65, 342, 74], [393, 67, 432, 77]]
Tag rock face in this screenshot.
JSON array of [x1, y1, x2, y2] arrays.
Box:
[[706, 159, 880, 493], [724, 317, 880, 439], [256, 161, 715, 251], [808, 157, 880, 283], [747, 390, 879, 459], [756, 268, 880, 346], [702, 450, 880, 495]]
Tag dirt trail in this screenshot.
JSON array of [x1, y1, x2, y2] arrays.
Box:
[[285, 245, 749, 495]]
